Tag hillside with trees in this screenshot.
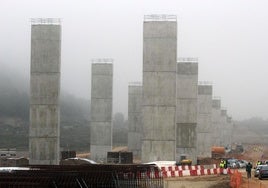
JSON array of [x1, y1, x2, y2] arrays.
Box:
[[0, 66, 128, 152], [0, 67, 267, 152]]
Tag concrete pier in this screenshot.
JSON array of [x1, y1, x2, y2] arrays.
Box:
[[211, 98, 222, 146], [128, 83, 142, 159], [142, 15, 177, 162], [226, 116, 234, 147], [220, 109, 228, 147], [176, 59, 198, 164], [90, 59, 113, 163], [29, 18, 61, 165], [197, 83, 212, 158]]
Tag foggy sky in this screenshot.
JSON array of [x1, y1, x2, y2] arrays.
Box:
[[1, 0, 268, 120]]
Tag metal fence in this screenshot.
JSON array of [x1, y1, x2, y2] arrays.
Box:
[[0, 164, 163, 188]]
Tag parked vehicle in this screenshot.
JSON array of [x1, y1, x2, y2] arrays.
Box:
[[227, 159, 239, 168], [237, 160, 248, 168], [259, 165, 268, 180], [254, 165, 267, 177]]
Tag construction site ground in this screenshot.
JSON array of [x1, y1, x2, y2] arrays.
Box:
[[164, 143, 268, 188], [75, 144, 268, 187], [164, 171, 268, 188]]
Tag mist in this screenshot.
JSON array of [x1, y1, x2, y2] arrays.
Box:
[[1, 0, 268, 120]]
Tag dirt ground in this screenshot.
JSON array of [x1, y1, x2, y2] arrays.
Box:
[[165, 144, 268, 188], [164, 168, 268, 188], [75, 144, 268, 187], [164, 175, 230, 188], [237, 144, 268, 188], [240, 174, 268, 188]]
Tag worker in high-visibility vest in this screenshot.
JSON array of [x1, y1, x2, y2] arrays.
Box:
[[224, 159, 227, 169], [220, 160, 224, 168], [256, 160, 261, 167]]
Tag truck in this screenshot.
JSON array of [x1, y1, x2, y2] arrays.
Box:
[[211, 146, 225, 159]]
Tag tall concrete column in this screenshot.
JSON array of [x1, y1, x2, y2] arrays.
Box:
[[29, 18, 61, 165], [197, 83, 212, 158], [212, 98, 222, 146], [227, 116, 234, 147], [142, 15, 177, 162], [128, 83, 142, 159], [220, 109, 228, 147], [176, 59, 198, 164], [90, 59, 113, 163]]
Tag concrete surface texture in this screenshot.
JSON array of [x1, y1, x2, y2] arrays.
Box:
[[90, 62, 113, 162], [197, 84, 213, 158], [211, 99, 222, 146], [29, 21, 61, 165], [226, 116, 234, 146], [220, 109, 229, 147], [176, 62, 198, 164], [128, 84, 142, 158], [142, 16, 177, 162]]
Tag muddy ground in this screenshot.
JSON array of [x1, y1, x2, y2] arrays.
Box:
[[164, 175, 230, 188], [165, 144, 268, 188]]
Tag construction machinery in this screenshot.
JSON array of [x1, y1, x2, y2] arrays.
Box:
[[211, 146, 225, 159]]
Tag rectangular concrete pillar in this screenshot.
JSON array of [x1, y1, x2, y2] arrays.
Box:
[[226, 116, 234, 146], [176, 59, 198, 164], [142, 15, 177, 162], [220, 109, 228, 147], [197, 84, 212, 158], [128, 83, 142, 159], [29, 18, 61, 165], [90, 60, 113, 162], [212, 98, 222, 146]]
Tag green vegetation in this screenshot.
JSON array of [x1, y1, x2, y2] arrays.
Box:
[[0, 68, 128, 151]]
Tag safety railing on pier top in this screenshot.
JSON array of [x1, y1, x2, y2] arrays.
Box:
[[177, 57, 198, 63], [31, 18, 61, 25], [144, 14, 177, 22], [129, 82, 142, 86], [91, 58, 114, 64], [198, 81, 213, 85], [213, 96, 221, 100], [221, 107, 227, 111]]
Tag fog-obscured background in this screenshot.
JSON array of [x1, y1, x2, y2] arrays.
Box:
[[1, 0, 268, 120]]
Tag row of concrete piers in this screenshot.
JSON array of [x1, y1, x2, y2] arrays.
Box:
[[29, 16, 233, 165]]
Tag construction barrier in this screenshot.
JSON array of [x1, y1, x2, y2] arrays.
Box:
[[161, 164, 232, 178]]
